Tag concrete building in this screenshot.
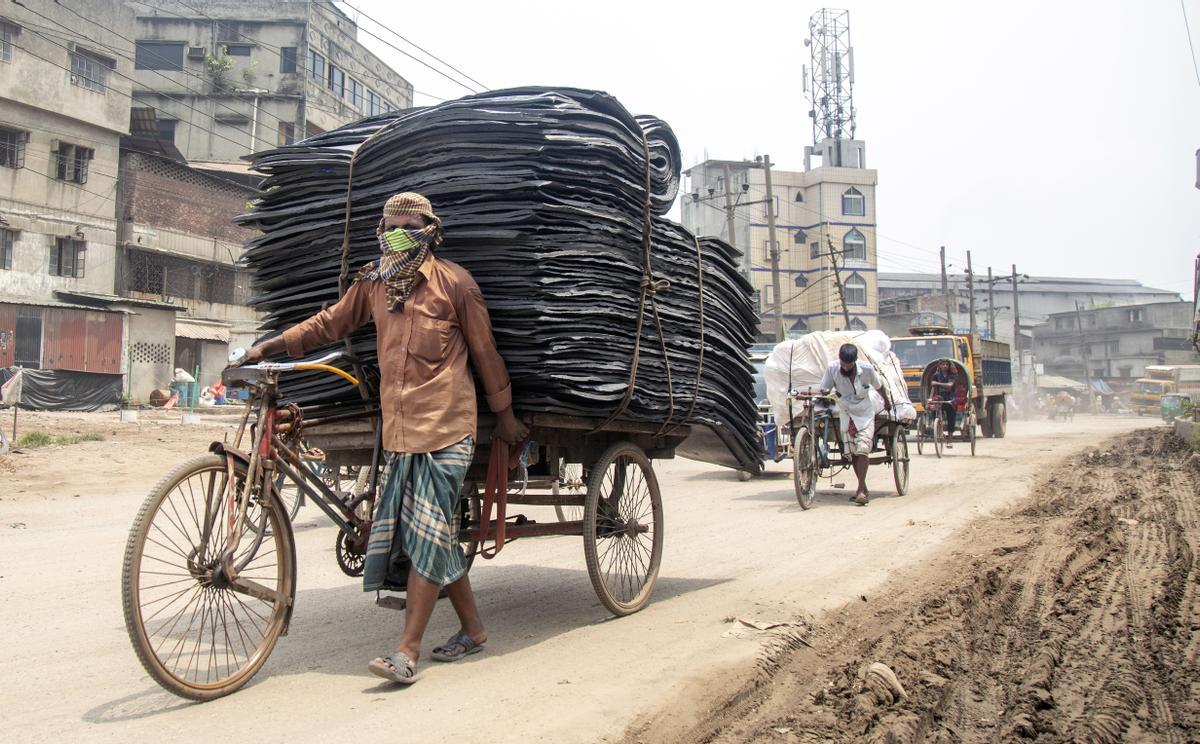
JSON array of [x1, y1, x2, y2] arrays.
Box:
[[1031, 301, 1198, 382], [127, 0, 414, 166], [681, 155, 879, 339], [878, 273, 1182, 351]]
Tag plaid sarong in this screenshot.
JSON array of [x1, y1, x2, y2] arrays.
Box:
[[362, 436, 475, 592]]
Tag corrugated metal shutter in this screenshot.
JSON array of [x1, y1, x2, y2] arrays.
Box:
[[0, 304, 15, 368], [86, 311, 122, 373]]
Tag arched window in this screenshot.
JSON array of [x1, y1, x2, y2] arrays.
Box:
[[794, 274, 808, 288], [794, 191, 804, 203], [845, 273, 867, 305], [841, 187, 865, 216], [793, 229, 806, 244], [790, 317, 808, 333], [849, 317, 868, 331], [843, 228, 866, 261]]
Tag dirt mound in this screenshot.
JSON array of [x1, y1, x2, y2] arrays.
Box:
[[628, 428, 1200, 743]]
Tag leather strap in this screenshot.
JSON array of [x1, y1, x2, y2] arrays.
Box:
[[477, 440, 520, 559]]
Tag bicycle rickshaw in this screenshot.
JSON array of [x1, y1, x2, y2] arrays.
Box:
[[914, 358, 977, 457], [785, 390, 910, 510], [121, 351, 679, 700]]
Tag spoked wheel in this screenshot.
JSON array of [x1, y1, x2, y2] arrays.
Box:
[[122, 454, 296, 701], [792, 426, 817, 510], [891, 428, 910, 495], [932, 416, 944, 459], [459, 480, 482, 571], [967, 412, 977, 456], [583, 442, 663, 616], [915, 418, 925, 455], [553, 460, 586, 522]]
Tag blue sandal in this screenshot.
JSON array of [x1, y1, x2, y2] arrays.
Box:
[[431, 632, 484, 662]]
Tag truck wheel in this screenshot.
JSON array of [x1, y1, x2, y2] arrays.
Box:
[[980, 413, 993, 438], [989, 401, 1007, 438]]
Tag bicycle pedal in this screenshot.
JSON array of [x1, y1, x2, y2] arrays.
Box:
[[375, 595, 406, 611]]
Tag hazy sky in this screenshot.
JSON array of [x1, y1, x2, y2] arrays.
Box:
[[347, 0, 1200, 299]]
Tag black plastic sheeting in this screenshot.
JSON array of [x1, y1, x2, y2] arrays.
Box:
[[0, 368, 122, 412], [236, 87, 763, 472]]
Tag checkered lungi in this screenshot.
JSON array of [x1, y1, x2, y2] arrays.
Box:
[[362, 436, 475, 592]]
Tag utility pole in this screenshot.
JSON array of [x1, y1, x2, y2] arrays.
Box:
[[940, 245, 953, 329], [763, 154, 785, 342], [966, 250, 977, 338], [1011, 264, 1022, 388], [987, 266, 996, 339], [1075, 301, 1096, 413], [825, 235, 853, 329], [722, 163, 739, 271]]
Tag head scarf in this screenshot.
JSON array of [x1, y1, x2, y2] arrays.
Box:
[[355, 192, 444, 312]]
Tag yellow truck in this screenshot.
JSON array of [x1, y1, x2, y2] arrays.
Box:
[[891, 326, 1014, 438], [1131, 365, 1200, 415]]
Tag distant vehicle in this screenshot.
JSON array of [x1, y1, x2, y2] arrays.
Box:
[[1161, 392, 1194, 423], [891, 326, 1013, 438], [1132, 365, 1200, 416]]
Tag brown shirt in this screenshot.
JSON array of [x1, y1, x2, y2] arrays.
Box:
[[281, 255, 512, 453]]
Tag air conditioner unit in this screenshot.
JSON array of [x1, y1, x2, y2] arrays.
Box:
[[187, 46, 206, 60]]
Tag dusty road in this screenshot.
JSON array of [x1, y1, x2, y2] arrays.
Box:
[[0, 411, 1148, 742]]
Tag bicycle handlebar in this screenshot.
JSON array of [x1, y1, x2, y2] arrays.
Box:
[[225, 348, 361, 386]]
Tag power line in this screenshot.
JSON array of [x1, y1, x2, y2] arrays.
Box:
[[332, 0, 487, 91], [1183, 0, 1200, 88]]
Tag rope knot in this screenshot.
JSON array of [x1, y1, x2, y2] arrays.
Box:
[[641, 275, 671, 294]]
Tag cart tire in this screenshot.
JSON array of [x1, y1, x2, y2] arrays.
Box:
[[736, 469, 753, 482], [915, 419, 925, 455], [122, 454, 296, 701], [792, 426, 817, 510], [933, 417, 944, 459], [583, 442, 663, 616], [892, 428, 910, 496], [460, 481, 482, 570], [553, 461, 586, 522], [968, 415, 977, 456]]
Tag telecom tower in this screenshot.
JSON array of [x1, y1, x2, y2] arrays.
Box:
[[803, 8, 865, 170]]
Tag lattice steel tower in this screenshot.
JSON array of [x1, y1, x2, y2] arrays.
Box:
[[804, 8, 862, 168]]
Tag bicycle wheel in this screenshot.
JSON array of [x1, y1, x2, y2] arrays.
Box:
[[915, 417, 925, 455], [553, 460, 586, 522], [122, 454, 296, 701], [792, 426, 817, 509], [583, 442, 663, 616], [968, 415, 977, 456], [892, 428, 910, 496], [933, 416, 944, 459]]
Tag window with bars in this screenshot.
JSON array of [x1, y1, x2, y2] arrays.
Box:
[[307, 49, 325, 82], [841, 187, 865, 216], [348, 77, 364, 109], [50, 237, 85, 277], [843, 227, 867, 260], [280, 46, 297, 73], [1, 228, 15, 270], [0, 127, 27, 169], [844, 273, 867, 305], [70, 49, 112, 93], [810, 241, 821, 260], [53, 142, 93, 184], [1, 21, 17, 63]]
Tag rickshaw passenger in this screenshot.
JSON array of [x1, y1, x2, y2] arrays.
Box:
[[930, 360, 958, 439], [819, 344, 885, 506]]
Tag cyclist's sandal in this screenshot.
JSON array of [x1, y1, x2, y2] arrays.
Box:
[[368, 652, 418, 684], [431, 632, 485, 662]]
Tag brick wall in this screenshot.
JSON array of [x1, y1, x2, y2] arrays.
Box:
[[121, 152, 256, 244]]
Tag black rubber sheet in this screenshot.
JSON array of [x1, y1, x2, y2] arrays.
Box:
[[236, 87, 763, 473], [0, 367, 122, 412]]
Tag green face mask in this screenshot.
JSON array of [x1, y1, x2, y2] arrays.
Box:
[[380, 227, 419, 253]]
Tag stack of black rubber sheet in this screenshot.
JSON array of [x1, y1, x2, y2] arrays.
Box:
[[237, 87, 762, 472]]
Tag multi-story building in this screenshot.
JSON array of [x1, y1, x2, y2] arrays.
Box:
[[127, 0, 414, 166], [0, 0, 136, 393], [878, 273, 1182, 351], [681, 151, 878, 339], [1032, 301, 1198, 382]]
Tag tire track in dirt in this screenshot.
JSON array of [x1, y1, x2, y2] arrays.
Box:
[[626, 428, 1200, 743]]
